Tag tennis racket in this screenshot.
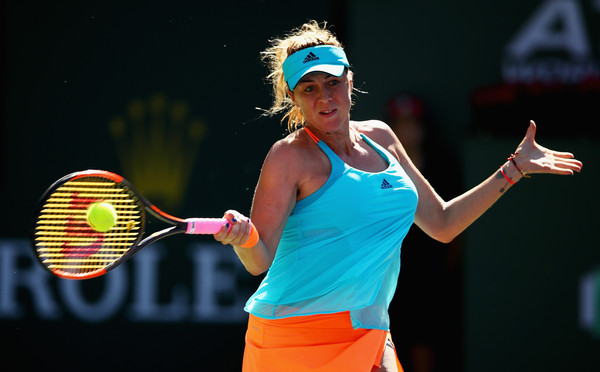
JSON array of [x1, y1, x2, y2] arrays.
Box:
[[32, 169, 259, 280]]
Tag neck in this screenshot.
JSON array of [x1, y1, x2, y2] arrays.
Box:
[[305, 122, 358, 156]]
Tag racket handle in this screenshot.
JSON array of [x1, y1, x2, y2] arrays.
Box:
[[184, 218, 260, 248], [185, 218, 227, 234]]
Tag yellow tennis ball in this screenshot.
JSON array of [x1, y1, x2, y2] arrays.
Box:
[[86, 202, 117, 232]]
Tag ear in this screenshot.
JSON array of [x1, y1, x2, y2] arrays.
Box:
[[287, 89, 298, 106], [347, 70, 354, 90]]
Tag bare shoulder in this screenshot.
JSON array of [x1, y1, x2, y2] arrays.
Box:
[[351, 120, 404, 159], [264, 130, 317, 167], [261, 129, 328, 182], [352, 119, 396, 142]]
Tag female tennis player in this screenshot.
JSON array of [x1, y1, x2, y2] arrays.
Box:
[[214, 21, 582, 372]]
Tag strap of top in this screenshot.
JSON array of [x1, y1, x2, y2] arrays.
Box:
[[302, 126, 395, 171], [304, 127, 320, 144]]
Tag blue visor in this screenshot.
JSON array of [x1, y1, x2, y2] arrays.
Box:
[[282, 45, 350, 90]]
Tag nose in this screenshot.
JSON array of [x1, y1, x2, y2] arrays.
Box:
[[318, 86, 333, 102]]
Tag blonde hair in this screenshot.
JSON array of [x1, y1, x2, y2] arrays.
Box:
[[261, 21, 345, 133]]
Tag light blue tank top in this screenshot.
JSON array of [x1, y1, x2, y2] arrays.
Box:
[[244, 132, 418, 330]]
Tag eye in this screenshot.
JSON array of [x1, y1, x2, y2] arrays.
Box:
[[303, 85, 314, 93]]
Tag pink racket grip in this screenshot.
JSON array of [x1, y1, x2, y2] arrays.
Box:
[[184, 218, 259, 248], [185, 218, 227, 234]]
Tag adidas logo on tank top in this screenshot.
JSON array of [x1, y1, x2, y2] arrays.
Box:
[[381, 179, 393, 189]]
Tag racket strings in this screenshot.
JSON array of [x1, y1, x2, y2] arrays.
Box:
[[34, 177, 143, 277]]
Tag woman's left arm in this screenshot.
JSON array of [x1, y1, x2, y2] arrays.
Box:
[[383, 120, 583, 243]]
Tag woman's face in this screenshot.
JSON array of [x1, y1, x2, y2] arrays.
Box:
[[290, 70, 353, 131]]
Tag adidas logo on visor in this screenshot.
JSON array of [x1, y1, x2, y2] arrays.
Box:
[[303, 52, 319, 64]]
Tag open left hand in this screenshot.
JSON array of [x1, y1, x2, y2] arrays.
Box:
[[512, 120, 583, 176]]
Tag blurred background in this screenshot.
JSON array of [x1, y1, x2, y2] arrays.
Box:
[[2, 1, 599, 371]]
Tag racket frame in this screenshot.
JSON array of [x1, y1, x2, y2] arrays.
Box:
[[32, 170, 230, 279]]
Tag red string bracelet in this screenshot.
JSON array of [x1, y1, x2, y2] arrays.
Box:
[[508, 152, 531, 178], [500, 166, 516, 185]]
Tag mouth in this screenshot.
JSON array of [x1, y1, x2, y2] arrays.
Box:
[[320, 108, 337, 116]]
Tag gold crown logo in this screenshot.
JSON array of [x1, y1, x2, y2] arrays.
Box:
[[108, 93, 207, 212]]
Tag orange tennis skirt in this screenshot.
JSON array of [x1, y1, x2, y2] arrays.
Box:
[[242, 311, 403, 372]]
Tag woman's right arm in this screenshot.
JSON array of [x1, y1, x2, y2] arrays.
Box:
[[214, 139, 301, 275]]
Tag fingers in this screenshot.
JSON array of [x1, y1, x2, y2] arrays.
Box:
[[531, 155, 583, 175], [551, 150, 576, 159], [214, 210, 253, 247], [554, 157, 583, 173], [543, 147, 582, 173]]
